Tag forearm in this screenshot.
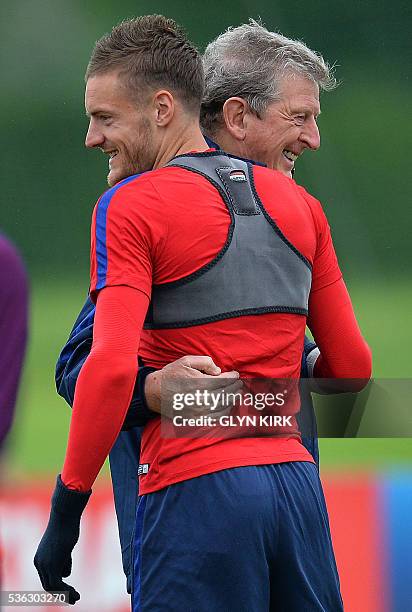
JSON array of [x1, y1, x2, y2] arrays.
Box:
[[61, 351, 137, 491], [308, 278, 372, 389], [61, 285, 149, 492], [55, 297, 158, 429]]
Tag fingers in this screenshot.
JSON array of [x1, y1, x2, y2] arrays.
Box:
[[35, 569, 80, 605], [186, 371, 239, 393], [167, 377, 243, 418], [213, 371, 240, 381], [215, 377, 244, 397], [34, 552, 78, 605], [204, 378, 244, 415], [159, 356, 241, 419], [181, 355, 221, 375], [61, 582, 81, 605]]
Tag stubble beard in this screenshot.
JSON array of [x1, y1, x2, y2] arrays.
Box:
[[107, 118, 154, 186]]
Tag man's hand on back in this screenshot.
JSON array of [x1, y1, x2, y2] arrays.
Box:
[[145, 355, 242, 419]]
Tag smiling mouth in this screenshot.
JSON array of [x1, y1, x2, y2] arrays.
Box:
[[282, 149, 299, 163], [105, 150, 119, 168]]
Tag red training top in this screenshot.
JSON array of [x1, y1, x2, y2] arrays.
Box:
[[62, 162, 371, 493]]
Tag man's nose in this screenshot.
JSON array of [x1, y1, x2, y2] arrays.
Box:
[[85, 121, 104, 148], [301, 118, 320, 151]]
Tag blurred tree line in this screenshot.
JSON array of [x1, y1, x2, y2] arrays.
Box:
[[1, 0, 410, 283]]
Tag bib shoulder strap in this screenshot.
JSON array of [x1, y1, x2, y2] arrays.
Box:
[[166, 152, 259, 216]]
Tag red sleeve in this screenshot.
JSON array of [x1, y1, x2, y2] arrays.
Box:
[[298, 187, 371, 387], [297, 186, 342, 291], [307, 278, 372, 384], [89, 177, 167, 302], [61, 285, 149, 492]]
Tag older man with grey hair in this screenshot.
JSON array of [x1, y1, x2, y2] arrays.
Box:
[[54, 20, 348, 611], [201, 20, 336, 174]]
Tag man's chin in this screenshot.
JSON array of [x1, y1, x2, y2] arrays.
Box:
[[269, 158, 293, 178], [107, 163, 145, 186], [107, 169, 127, 187], [278, 159, 294, 178]]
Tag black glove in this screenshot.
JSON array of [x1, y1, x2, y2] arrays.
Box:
[[34, 475, 91, 605]]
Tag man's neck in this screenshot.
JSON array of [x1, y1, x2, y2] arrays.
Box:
[[210, 129, 244, 159], [205, 133, 266, 167], [152, 125, 209, 170]]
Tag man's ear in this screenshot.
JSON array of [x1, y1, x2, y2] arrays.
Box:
[[153, 90, 175, 126], [222, 97, 249, 141]]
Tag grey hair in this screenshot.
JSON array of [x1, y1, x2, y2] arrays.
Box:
[[201, 19, 337, 135]]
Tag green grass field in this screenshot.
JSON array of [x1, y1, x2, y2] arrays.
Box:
[[5, 277, 412, 478]]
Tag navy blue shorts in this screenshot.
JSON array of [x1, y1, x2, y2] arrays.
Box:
[[132, 462, 343, 611]]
